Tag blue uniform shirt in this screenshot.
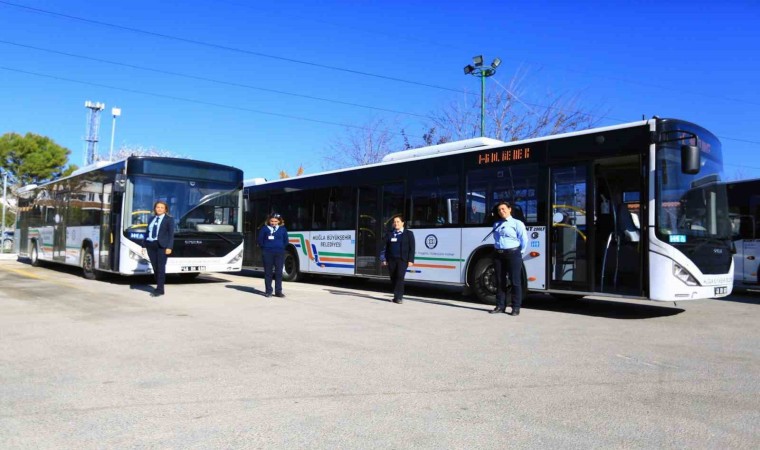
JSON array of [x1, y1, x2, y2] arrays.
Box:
[[493, 217, 528, 254]]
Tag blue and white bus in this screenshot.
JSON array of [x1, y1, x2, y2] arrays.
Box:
[[726, 178, 760, 288], [243, 118, 734, 303], [16, 156, 244, 279]]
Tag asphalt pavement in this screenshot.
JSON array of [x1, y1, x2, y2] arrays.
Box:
[[1, 258, 758, 449]]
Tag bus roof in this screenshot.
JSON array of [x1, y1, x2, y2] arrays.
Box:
[[244, 119, 657, 188]]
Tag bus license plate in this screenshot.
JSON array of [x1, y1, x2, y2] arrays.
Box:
[[714, 286, 727, 295], [181, 266, 205, 272]]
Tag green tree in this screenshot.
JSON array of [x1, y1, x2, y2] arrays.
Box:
[[0, 132, 78, 185]]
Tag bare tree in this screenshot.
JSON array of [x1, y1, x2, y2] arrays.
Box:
[[429, 68, 602, 142], [322, 70, 602, 168], [110, 144, 186, 160], [322, 118, 399, 169]]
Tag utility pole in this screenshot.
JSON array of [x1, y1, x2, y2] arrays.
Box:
[[109, 107, 121, 161]]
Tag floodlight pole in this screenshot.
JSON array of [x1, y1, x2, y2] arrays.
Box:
[[464, 55, 501, 137]]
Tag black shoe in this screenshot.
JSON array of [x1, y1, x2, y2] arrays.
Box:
[[265, 293, 272, 298], [150, 292, 164, 297], [489, 308, 505, 314], [509, 308, 520, 316], [394, 297, 403, 304], [275, 293, 285, 298]]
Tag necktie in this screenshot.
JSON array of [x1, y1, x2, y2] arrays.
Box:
[[151, 217, 159, 240]]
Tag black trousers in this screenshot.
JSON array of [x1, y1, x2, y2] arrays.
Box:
[[263, 252, 284, 295], [387, 257, 409, 299], [494, 249, 523, 311], [145, 241, 168, 293]]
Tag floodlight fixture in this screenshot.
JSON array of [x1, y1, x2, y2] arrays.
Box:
[[463, 55, 501, 137]]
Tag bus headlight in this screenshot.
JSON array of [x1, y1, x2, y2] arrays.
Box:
[[129, 249, 149, 264], [673, 262, 699, 286], [227, 250, 243, 264]]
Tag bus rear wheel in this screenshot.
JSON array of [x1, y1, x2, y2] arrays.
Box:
[[82, 246, 98, 280], [282, 250, 300, 282]]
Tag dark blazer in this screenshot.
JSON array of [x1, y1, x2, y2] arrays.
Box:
[[142, 215, 175, 249], [257, 225, 289, 254], [382, 229, 415, 263]]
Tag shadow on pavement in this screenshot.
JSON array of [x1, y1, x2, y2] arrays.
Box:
[[523, 294, 685, 319], [225, 284, 266, 296]]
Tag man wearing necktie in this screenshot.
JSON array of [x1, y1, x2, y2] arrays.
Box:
[[141, 200, 175, 297]]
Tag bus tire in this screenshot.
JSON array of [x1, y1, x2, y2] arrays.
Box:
[[282, 250, 300, 282], [82, 245, 98, 280], [30, 242, 41, 267], [471, 258, 497, 304]]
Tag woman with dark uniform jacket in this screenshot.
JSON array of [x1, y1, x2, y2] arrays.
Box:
[[381, 214, 415, 304], [257, 213, 289, 298], [489, 201, 528, 316], [141, 200, 175, 297]]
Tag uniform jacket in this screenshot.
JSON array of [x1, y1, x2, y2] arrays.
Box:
[[382, 229, 415, 263], [142, 215, 175, 250], [257, 225, 289, 254]]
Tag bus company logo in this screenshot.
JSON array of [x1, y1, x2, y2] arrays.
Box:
[[425, 234, 438, 249], [184, 240, 202, 245]]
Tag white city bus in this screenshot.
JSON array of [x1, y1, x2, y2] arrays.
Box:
[[243, 118, 734, 303], [726, 178, 760, 287], [16, 156, 244, 279]]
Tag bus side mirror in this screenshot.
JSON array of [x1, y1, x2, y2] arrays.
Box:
[[681, 145, 700, 174]]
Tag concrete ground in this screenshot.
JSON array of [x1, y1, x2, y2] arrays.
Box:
[[1, 258, 758, 449]]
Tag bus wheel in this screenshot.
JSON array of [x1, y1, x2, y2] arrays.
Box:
[[30, 242, 41, 267], [82, 246, 98, 280], [282, 250, 300, 282], [472, 258, 497, 304]]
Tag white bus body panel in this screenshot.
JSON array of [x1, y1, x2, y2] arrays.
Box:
[[119, 237, 244, 275], [734, 239, 759, 284], [65, 226, 99, 265], [405, 228, 462, 283], [649, 229, 733, 301]]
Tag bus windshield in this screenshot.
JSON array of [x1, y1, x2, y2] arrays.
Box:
[[656, 141, 731, 242], [126, 176, 241, 234]]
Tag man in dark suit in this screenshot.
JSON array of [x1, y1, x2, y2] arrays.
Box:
[[381, 214, 415, 304], [141, 200, 175, 297]]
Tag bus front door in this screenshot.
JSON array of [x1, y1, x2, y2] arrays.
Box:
[[549, 164, 591, 292], [356, 183, 405, 276]]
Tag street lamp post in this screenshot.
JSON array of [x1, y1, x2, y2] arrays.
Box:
[[109, 107, 121, 161], [464, 55, 501, 137]]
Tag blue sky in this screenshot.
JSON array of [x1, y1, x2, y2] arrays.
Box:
[[1, 0, 759, 181]]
